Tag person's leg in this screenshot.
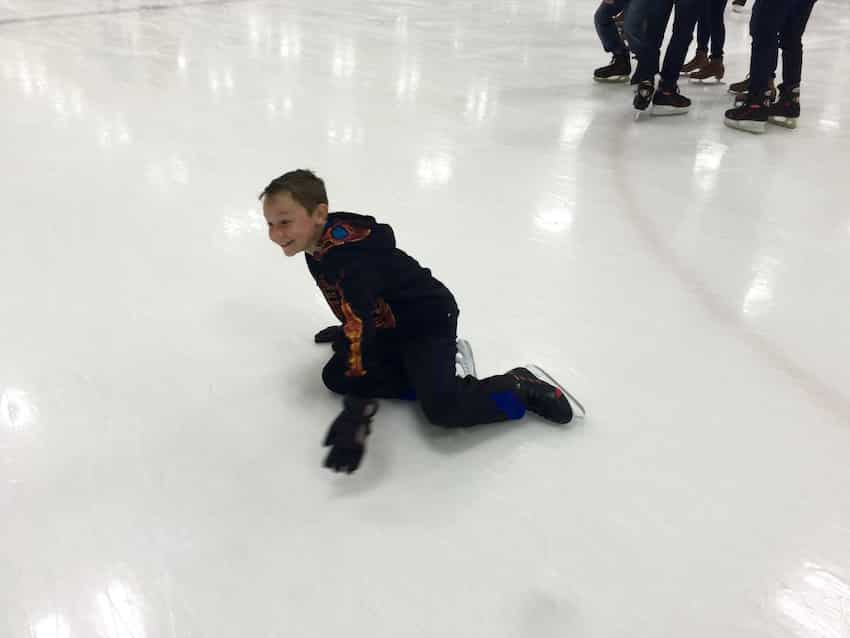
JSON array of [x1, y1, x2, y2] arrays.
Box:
[[659, 0, 702, 89], [594, 0, 632, 80], [398, 312, 573, 428], [321, 335, 413, 399], [696, 0, 711, 52], [779, 0, 817, 89], [748, 0, 793, 96], [595, 0, 630, 54], [689, 0, 728, 79], [724, 0, 791, 132], [710, 0, 729, 58], [768, 0, 816, 126], [401, 335, 524, 428], [682, 0, 710, 73], [625, 0, 669, 83]]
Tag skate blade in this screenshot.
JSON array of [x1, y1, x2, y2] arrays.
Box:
[[594, 75, 630, 83], [769, 116, 798, 129], [724, 117, 766, 133], [689, 76, 724, 84], [525, 364, 586, 419], [651, 104, 690, 116], [455, 338, 477, 378]]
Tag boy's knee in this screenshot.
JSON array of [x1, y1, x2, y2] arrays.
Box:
[[420, 394, 463, 428]]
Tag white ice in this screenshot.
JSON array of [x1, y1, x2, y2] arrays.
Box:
[[2, 1, 850, 637]]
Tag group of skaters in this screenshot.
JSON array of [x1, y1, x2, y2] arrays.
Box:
[[593, 0, 818, 133]]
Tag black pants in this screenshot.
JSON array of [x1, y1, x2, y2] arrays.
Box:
[[696, 0, 729, 58], [321, 311, 525, 428], [749, 0, 817, 96], [627, 0, 702, 88]]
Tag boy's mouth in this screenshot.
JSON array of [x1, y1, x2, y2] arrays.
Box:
[[282, 240, 294, 249]]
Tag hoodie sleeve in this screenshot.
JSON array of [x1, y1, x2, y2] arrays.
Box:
[[335, 263, 381, 384]]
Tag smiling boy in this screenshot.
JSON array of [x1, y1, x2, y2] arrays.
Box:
[[261, 169, 584, 474]]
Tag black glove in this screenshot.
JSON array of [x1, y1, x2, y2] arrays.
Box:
[[314, 325, 343, 344], [323, 396, 379, 473]]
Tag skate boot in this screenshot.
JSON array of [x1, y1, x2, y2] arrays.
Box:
[[594, 53, 632, 83], [633, 80, 655, 114], [731, 0, 747, 12], [724, 89, 772, 133], [456, 338, 477, 378], [728, 74, 749, 96], [768, 84, 800, 129], [730, 76, 775, 103], [652, 84, 691, 115], [681, 49, 708, 75], [508, 366, 584, 424], [689, 56, 724, 82]]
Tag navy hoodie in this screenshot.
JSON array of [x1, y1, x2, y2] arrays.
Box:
[[305, 212, 457, 382]]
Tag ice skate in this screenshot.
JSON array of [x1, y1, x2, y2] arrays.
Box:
[[768, 84, 800, 129], [689, 56, 724, 83], [633, 80, 655, 119], [594, 53, 631, 83], [508, 366, 585, 424], [681, 50, 708, 75], [456, 338, 477, 378], [651, 85, 691, 115], [724, 90, 772, 133]]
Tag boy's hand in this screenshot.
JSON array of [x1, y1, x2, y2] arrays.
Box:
[[314, 325, 343, 344], [323, 396, 378, 474]]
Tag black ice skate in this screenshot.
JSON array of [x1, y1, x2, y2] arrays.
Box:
[[652, 85, 692, 115], [633, 80, 655, 117], [724, 90, 772, 134], [508, 366, 585, 424], [594, 54, 631, 83], [768, 85, 800, 129], [728, 75, 749, 96], [730, 76, 775, 104]]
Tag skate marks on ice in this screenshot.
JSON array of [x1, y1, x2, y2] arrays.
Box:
[[610, 151, 850, 426]]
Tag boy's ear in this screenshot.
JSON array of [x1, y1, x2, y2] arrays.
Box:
[[313, 203, 329, 223]]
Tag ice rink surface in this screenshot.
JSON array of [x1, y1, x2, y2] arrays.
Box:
[[2, 0, 850, 636]]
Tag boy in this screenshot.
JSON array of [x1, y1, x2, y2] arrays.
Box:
[[260, 170, 585, 474]]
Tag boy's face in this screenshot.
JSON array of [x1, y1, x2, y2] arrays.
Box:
[[263, 191, 328, 257]]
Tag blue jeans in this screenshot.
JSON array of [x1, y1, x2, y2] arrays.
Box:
[[696, 0, 729, 58], [748, 0, 817, 95], [626, 0, 702, 87], [595, 0, 630, 55]]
